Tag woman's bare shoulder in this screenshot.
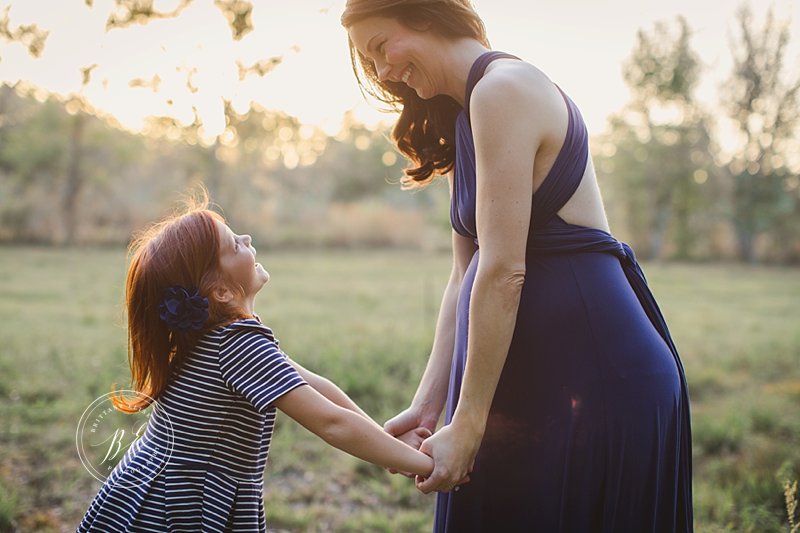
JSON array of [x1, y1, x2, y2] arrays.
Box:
[[470, 58, 567, 138]]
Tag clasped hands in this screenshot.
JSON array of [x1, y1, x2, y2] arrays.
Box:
[[385, 409, 477, 494]]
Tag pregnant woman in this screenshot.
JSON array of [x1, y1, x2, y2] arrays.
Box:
[[342, 1, 693, 531]]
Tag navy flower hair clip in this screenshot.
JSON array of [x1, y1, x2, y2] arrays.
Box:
[[158, 286, 209, 332]]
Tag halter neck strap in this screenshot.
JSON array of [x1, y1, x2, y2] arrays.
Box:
[[463, 51, 520, 121]]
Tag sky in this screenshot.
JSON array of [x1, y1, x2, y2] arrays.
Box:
[[0, 0, 798, 141]]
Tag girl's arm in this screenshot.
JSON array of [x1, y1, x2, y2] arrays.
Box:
[[273, 384, 434, 477], [384, 226, 478, 437], [289, 359, 376, 423], [290, 359, 431, 449]]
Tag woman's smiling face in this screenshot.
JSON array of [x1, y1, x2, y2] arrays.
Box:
[[348, 16, 439, 100]]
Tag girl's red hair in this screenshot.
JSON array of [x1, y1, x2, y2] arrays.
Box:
[[112, 196, 248, 412]]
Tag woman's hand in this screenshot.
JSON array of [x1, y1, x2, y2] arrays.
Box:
[[415, 422, 480, 493], [383, 406, 436, 438], [384, 406, 437, 438]]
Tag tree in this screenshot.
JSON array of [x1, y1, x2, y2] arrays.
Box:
[[0, 87, 66, 241], [0, 1, 447, 249], [0, 84, 152, 243], [96, 0, 284, 212], [0, 5, 48, 60], [599, 16, 715, 260], [721, 4, 800, 262], [1, 0, 284, 243], [101, 0, 253, 40]]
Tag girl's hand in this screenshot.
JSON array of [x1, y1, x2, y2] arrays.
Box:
[[415, 422, 479, 493], [386, 426, 432, 477], [385, 407, 436, 478], [396, 426, 432, 450]]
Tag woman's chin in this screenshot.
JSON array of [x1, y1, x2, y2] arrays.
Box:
[[409, 81, 437, 100]]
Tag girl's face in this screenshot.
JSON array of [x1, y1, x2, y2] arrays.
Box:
[[348, 16, 439, 100], [215, 220, 269, 303]]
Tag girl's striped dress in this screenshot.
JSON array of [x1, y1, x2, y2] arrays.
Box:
[[77, 318, 307, 532]]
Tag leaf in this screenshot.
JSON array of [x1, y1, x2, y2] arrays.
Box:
[[214, 0, 253, 40]]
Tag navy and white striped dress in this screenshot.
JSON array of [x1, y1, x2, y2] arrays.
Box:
[[77, 318, 307, 532]]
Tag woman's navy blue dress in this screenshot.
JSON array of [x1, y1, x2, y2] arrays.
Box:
[[435, 51, 693, 532]]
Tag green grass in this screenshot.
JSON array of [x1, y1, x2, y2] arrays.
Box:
[[0, 246, 798, 532]]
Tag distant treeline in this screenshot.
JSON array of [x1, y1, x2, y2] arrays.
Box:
[[592, 10, 800, 264], [0, 84, 451, 250], [0, 8, 799, 263]]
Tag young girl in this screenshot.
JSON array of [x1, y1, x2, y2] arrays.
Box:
[[77, 198, 433, 532]]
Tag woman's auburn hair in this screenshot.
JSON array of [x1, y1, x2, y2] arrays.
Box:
[[341, 0, 489, 188], [112, 194, 249, 413]]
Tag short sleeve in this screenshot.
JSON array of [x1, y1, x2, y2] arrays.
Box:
[[218, 321, 306, 413]]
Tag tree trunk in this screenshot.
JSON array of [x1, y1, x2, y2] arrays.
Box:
[[62, 112, 85, 245], [734, 220, 756, 263], [205, 140, 222, 203], [0, 85, 10, 120], [649, 201, 671, 260], [672, 178, 695, 260], [732, 173, 759, 263]]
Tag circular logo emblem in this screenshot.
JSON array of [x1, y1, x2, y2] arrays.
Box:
[[76, 390, 174, 487]]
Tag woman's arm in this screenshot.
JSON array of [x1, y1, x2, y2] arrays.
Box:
[[384, 227, 478, 436], [274, 384, 434, 477], [417, 64, 560, 493]]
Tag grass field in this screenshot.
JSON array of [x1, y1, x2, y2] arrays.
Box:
[[0, 246, 798, 532]]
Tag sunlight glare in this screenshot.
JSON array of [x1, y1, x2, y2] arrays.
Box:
[[0, 0, 797, 147]]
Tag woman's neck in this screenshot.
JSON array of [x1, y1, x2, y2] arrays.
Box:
[[438, 38, 491, 106]]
